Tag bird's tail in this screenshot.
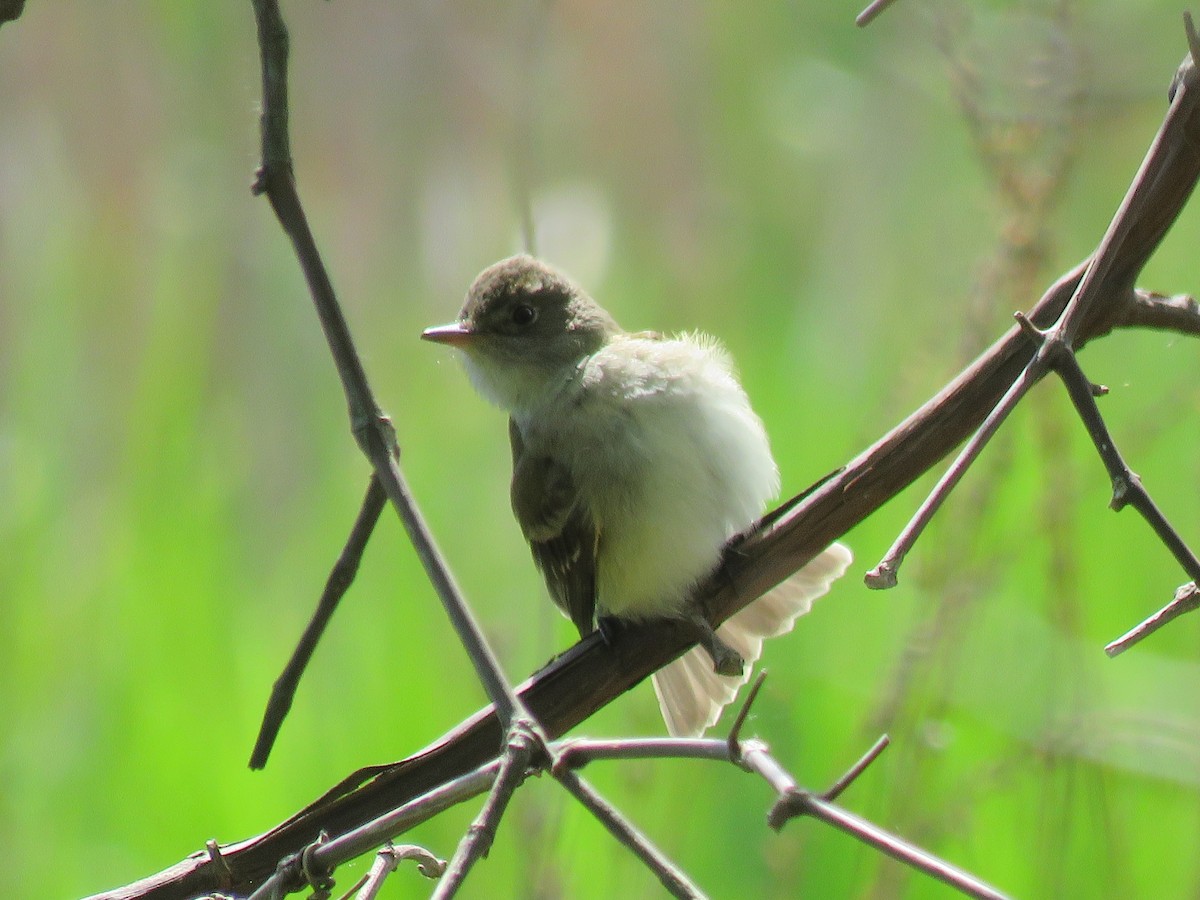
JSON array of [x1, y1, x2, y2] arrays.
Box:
[[651, 542, 853, 737]]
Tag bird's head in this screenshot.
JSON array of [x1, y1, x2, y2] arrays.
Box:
[[423, 255, 620, 411]]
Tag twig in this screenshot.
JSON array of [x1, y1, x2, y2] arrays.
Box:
[[864, 362, 1041, 589], [775, 789, 1008, 900], [737, 738, 1008, 900], [432, 720, 544, 899], [556, 769, 707, 899], [247, 0, 530, 733], [856, 0, 902, 28], [1116, 289, 1200, 335], [557, 729, 996, 900], [726, 669, 768, 750], [246, 760, 501, 900], [867, 23, 1200, 592], [822, 734, 890, 803], [346, 844, 445, 900], [1105, 582, 1200, 656], [250, 476, 387, 769]]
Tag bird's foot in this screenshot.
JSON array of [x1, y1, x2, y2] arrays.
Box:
[[689, 614, 744, 677]]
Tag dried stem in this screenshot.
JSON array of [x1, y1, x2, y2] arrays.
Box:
[[349, 844, 445, 900], [856, 0, 903, 28]]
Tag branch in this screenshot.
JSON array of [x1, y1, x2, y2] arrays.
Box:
[[865, 21, 1200, 651], [249, 476, 386, 770], [87, 251, 1182, 900], [856, 0, 903, 28], [83, 12, 1200, 900], [247, 0, 533, 735], [349, 844, 446, 900], [431, 721, 543, 899]]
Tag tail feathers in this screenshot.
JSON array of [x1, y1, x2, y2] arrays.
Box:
[[651, 542, 853, 737]]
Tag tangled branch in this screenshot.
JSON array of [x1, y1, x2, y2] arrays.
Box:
[[82, 6, 1200, 900]]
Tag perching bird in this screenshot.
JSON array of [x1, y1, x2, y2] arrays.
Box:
[[422, 255, 851, 736]]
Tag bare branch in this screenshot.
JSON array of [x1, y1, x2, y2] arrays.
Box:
[[556, 770, 706, 899], [771, 788, 1008, 900], [348, 844, 445, 900], [866, 28, 1200, 591], [727, 736, 1008, 900], [822, 734, 891, 803], [247, 0, 532, 734], [1105, 581, 1200, 656], [432, 720, 542, 899], [1116, 289, 1200, 335], [250, 476, 386, 769]]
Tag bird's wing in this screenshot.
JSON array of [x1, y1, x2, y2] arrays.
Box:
[[509, 418, 598, 639]]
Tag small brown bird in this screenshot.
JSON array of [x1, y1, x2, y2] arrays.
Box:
[[423, 256, 851, 735]]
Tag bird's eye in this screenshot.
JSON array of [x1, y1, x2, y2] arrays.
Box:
[[511, 304, 538, 327]]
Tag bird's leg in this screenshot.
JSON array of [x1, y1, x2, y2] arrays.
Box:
[[687, 613, 744, 678]]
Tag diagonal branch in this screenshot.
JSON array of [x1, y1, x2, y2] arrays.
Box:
[[249, 475, 387, 770], [247, 0, 530, 735], [84, 264, 1195, 900], [865, 24, 1200, 595], [84, 11, 1200, 900], [555, 770, 706, 899], [431, 720, 543, 899]]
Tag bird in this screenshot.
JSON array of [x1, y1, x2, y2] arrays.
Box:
[[422, 254, 851, 736]]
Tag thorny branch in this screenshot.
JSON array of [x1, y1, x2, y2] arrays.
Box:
[[865, 14, 1200, 657], [431, 720, 544, 899], [221, 719, 1009, 900], [82, 8, 1200, 900]]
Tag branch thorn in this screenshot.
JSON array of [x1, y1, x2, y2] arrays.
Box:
[[728, 670, 768, 753]]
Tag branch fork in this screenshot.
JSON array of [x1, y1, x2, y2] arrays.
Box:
[[867, 19, 1200, 659]]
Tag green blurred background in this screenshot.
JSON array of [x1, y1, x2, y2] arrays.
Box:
[[3, 1, 1200, 897]]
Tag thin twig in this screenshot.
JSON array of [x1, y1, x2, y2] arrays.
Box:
[[251, 475, 387, 769], [864, 362, 1041, 589], [432, 720, 543, 898], [248, 0, 530, 732], [788, 793, 1009, 900], [1119, 289, 1200, 334], [822, 734, 890, 802], [1105, 582, 1200, 656], [867, 26, 1200, 590], [348, 844, 445, 900], [726, 670, 768, 751], [556, 769, 707, 899], [246, 761, 501, 900], [731, 737, 1006, 899], [856, 0, 902, 28]]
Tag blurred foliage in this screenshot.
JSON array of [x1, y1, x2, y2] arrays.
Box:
[[2, 1, 1200, 898]]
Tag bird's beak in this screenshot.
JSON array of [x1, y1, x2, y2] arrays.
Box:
[[421, 322, 475, 348]]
